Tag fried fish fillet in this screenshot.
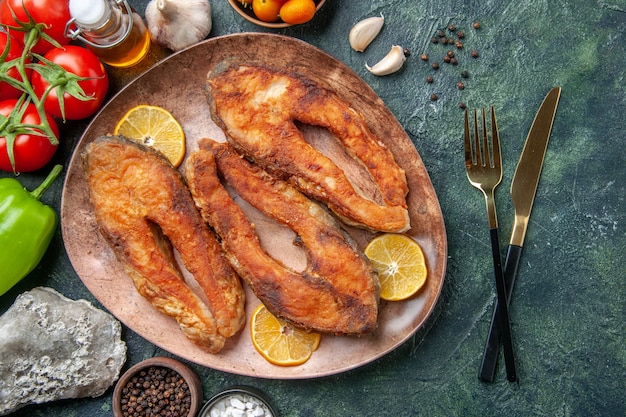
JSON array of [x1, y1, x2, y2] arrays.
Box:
[[185, 139, 380, 335], [83, 136, 245, 353], [206, 63, 410, 233]]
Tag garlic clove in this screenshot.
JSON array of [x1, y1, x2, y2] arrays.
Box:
[[349, 14, 384, 52], [145, 0, 212, 52], [365, 45, 407, 76]]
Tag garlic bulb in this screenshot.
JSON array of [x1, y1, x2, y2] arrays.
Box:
[[349, 14, 384, 52], [366, 45, 407, 76], [145, 0, 212, 52]]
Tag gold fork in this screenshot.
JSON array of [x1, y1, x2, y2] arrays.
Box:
[[464, 107, 517, 382]]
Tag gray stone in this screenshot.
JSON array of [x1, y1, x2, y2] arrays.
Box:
[[0, 287, 126, 415]]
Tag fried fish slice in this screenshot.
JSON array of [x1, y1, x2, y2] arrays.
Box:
[[206, 63, 410, 233], [84, 136, 245, 353], [185, 139, 380, 335]]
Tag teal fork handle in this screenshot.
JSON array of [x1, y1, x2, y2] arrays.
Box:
[[488, 227, 517, 382], [479, 244, 523, 382]]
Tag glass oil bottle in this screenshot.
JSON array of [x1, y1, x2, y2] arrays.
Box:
[[65, 0, 151, 68]]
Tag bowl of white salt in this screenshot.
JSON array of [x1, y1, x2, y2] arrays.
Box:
[[198, 386, 277, 417]]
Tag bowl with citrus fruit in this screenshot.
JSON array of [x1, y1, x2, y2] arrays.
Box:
[[228, 0, 326, 28]]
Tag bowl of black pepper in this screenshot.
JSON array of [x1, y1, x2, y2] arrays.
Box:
[[113, 357, 203, 417]]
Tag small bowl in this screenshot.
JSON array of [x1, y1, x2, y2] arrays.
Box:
[[198, 386, 277, 417], [113, 357, 203, 417], [227, 0, 326, 29]]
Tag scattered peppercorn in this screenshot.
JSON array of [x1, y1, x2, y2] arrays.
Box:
[[403, 48, 411, 57], [459, 102, 467, 109], [119, 366, 191, 417], [422, 21, 483, 104]]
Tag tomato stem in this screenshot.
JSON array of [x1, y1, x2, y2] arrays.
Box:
[[0, 32, 58, 145]]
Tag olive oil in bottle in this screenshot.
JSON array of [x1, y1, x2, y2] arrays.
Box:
[[66, 0, 151, 67]]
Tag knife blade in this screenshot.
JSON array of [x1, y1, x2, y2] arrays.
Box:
[[478, 87, 562, 382]]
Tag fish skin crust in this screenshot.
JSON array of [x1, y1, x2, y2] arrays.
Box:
[[206, 63, 410, 233], [185, 139, 380, 335], [83, 136, 245, 353]]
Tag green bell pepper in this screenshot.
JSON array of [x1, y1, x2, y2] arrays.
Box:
[[0, 164, 62, 296]]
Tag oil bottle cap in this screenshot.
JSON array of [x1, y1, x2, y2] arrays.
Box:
[[69, 0, 110, 28]]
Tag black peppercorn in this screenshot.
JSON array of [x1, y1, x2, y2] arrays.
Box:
[[443, 55, 451, 63], [420, 53, 428, 61], [426, 76, 434, 83], [431, 62, 439, 70], [461, 70, 469, 78], [470, 49, 479, 58], [431, 36, 439, 44], [459, 102, 467, 109], [430, 93, 439, 101], [450, 57, 458, 65], [455, 40, 463, 49], [473, 21, 481, 29], [457, 30, 465, 39], [448, 24, 456, 32], [456, 81, 465, 90]]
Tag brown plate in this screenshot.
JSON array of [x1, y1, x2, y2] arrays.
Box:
[[61, 33, 447, 379]]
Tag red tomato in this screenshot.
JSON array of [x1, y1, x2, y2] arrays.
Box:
[[31, 45, 109, 120], [0, 29, 31, 100], [0, 98, 59, 172], [0, 0, 71, 55]]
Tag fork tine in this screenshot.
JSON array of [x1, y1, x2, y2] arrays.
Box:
[[481, 108, 489, 167], [490, 106, 502, 169], [464, 109, 473, 166], [473, 109, 481, 165]]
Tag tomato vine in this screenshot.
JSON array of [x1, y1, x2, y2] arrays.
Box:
[[0, 3, 105, 172]]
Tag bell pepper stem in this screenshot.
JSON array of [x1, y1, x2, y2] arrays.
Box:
[[30, 164, 63, 201]]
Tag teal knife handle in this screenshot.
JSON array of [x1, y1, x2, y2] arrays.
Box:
[[489, 228, 517, 382], [479, 244, 523, 382]]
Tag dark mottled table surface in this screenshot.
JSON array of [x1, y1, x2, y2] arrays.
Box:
[[2, 0, 624, 416]]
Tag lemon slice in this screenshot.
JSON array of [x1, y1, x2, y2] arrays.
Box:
[[114, 104, 186, 167], [250, 304, 321, 366], [364, 233, 428, 301]]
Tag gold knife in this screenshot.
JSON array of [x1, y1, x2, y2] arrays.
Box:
[[479, 87, 562, 382]]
